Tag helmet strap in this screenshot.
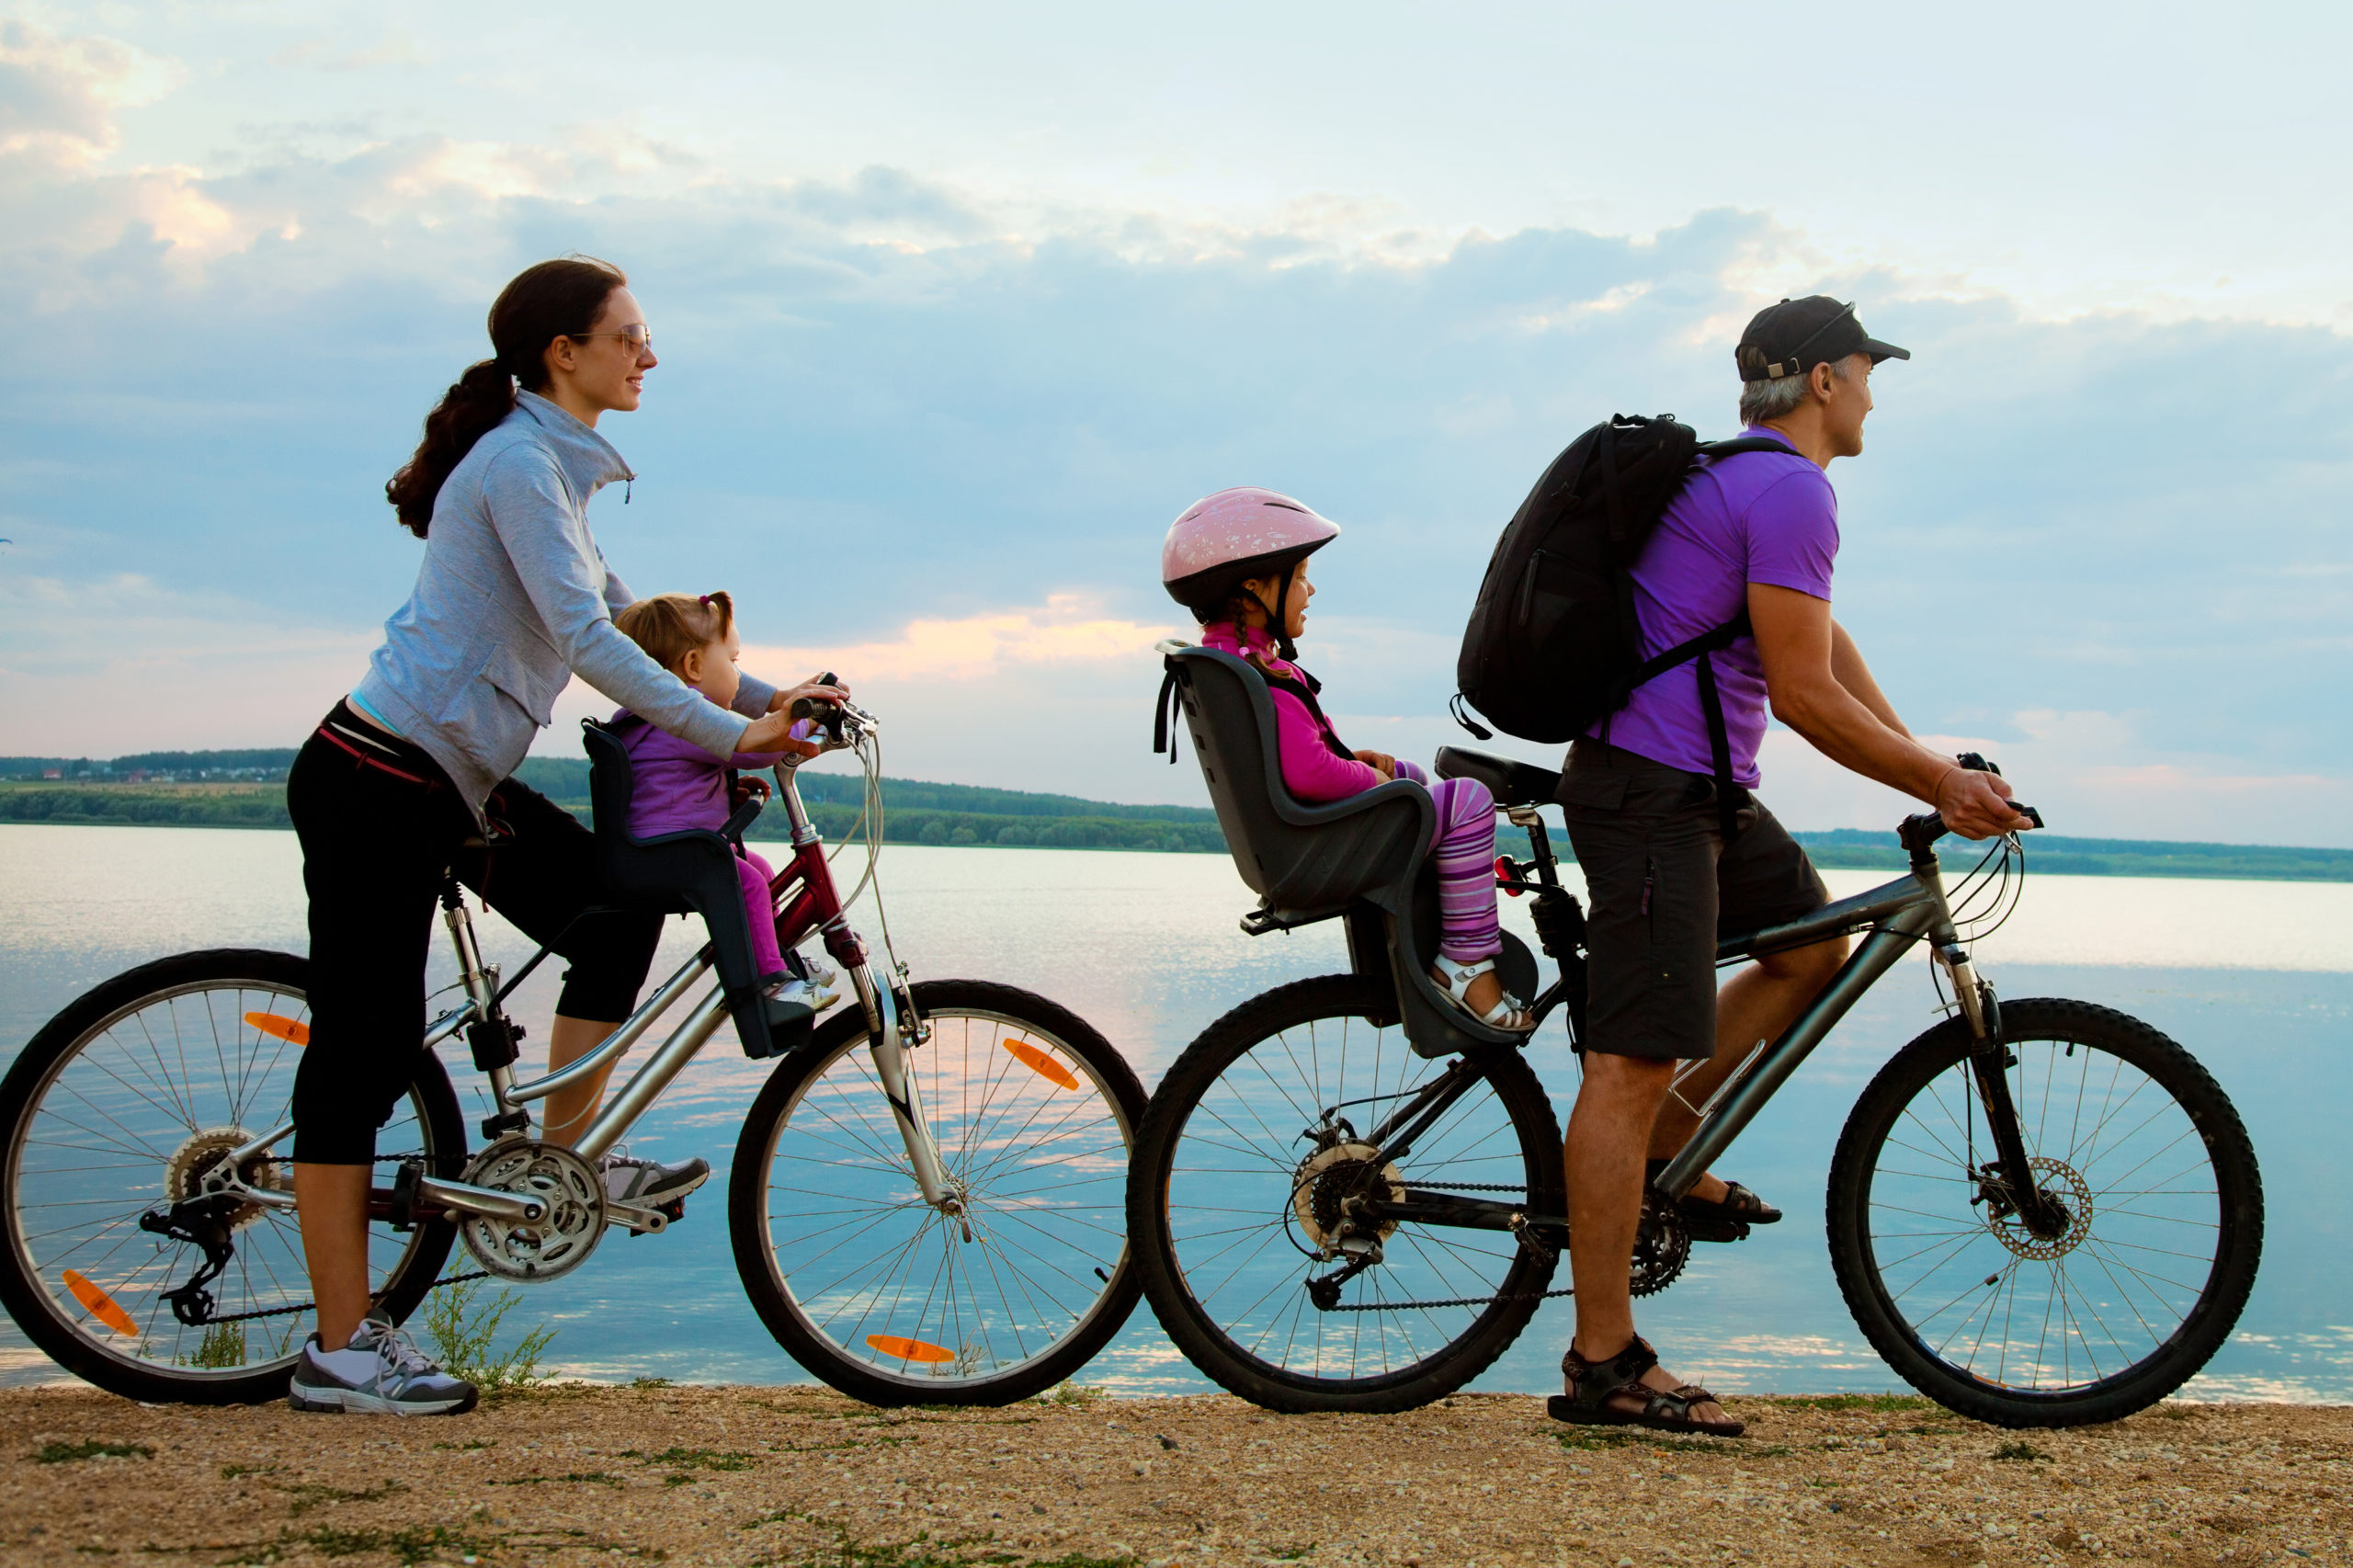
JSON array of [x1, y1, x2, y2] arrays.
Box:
[[1268, 562, 1301, 662]]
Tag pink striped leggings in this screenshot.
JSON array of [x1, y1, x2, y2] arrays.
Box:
[[1392, 761, 1503, 965]]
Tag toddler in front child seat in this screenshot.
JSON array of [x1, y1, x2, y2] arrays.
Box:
[[1161, 488, 1534, 1032], [608, 591, 835, 1006]]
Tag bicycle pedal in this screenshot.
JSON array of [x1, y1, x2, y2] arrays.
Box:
[[1686, 1218, 1751, 1244], [608, 1200, 669, 1236]]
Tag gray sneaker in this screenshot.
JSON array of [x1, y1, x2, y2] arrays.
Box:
[[601, 1147, 710, 1207], [289, 1312, 478, 1415]]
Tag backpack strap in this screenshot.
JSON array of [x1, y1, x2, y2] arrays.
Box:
[[1602, 438, 1795, 843], [1613, 609, 1755, 844], [1694, 435, 1802, 460]]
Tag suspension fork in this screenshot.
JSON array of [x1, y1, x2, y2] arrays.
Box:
[[1920, 858, 2063, 1239]]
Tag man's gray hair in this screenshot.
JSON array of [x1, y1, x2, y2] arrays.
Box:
[[1737, 356, 1849, 426]]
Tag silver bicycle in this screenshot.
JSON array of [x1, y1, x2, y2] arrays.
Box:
[[0, 697, 1145, 1405]]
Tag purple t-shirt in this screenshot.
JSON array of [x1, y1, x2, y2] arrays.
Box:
[[1589, 428, 1837, 787]]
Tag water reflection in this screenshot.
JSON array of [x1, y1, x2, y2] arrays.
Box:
[[1, 825, 2345, 1402]]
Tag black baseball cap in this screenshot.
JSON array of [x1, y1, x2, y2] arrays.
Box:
[[1736, 296, 1910, 383]]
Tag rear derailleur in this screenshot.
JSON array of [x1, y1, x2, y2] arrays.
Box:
[[136, 1197, 237, 1327]]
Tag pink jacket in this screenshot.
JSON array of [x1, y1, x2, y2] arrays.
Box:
[[1200, 622, 1385, 804]]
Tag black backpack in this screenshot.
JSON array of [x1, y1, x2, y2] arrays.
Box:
[[1451, 414, 1795, 833]]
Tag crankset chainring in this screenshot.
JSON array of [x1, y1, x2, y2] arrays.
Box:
[[1629, 1187, 1690, 1298], [1984, 1155, 2095, 1261], [165, 1128, 280, 1232], [458, 1137, 607, 1282], [1291, 1142, 1405, 1255]]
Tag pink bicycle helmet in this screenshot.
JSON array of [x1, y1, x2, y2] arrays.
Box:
[[1161, 488, 1340, 630]]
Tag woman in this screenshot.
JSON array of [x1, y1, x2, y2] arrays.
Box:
[[285, 256, 841, 1415]]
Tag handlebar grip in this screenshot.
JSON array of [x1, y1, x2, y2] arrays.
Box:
[[789, 673, 847, 724], [2013, 803, 2044, 830]]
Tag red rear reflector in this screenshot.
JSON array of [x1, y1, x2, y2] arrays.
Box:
[[244, 1012, 310, 1046], [63, 1270, 138, 1337], [865, 1334, 956, 1363], [1495, 856, 1522, 896], [1003, 1040, 1079, 1090]]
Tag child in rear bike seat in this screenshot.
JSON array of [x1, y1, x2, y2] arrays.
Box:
[[610, 591, 829, 1003], [1162, 487, 1533, 1032]]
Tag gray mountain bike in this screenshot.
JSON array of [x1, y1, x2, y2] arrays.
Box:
[[1127, 747, 2263, 1428]]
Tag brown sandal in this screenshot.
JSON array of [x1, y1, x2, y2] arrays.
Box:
[[1546, 1335, 1745, 1437]]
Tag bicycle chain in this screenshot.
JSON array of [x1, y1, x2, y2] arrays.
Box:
[[1319, 1285, 1574, 1312], [1312, 1182, 1552, 1312], [184, 1271, 493, 1327], [161, 1153, 488, 1328]]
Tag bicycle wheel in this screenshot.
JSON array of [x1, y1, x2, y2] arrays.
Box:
[[730, 979, 1146, 1405], [1127, 975, 1563, 1414], [1828, 998, 2261, 1427], [0, 949, 464, 1404]]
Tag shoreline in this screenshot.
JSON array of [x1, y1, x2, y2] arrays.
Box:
[[2, 1382, 2345, 1566]]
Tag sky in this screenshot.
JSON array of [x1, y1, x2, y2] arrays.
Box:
[[3, 1, 2350, 844]]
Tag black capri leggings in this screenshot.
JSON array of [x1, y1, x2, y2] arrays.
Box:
[[287, 701, 661, 1165]]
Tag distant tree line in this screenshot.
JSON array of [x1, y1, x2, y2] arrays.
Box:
[[12, 753, 2352, 881], [0, 754, 1229, 855]]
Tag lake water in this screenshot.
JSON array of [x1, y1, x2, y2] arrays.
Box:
[[3, 824, 2347, 1402]]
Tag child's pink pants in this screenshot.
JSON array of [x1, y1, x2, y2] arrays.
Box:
[[736, 848, 784, 979], [1393, 761, 1504, 966]]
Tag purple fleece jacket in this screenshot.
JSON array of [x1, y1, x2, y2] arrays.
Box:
[[612, 711, 786, 835]]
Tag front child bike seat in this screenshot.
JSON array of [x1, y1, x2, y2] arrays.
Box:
[[581, 719, 811, 1058]]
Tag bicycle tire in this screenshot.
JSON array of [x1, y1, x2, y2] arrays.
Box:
[[0, 949, 464, 1405], [730, 979, 1146, 1406], [1127, 974, 1563, 1414], [1828, 998, 2261, 1427]]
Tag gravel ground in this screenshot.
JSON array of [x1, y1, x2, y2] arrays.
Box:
[[0, 1383, 2345, 1567]]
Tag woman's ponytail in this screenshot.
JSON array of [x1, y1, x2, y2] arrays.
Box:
[[384, 256, 629, 540]]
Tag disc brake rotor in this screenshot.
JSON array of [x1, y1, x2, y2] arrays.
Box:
[[1985, 1155, 2095, 1261], [458, 1138, 607, 1282], [1291, 1142, 1405, 1255], [165, 1129, 280, 1232]]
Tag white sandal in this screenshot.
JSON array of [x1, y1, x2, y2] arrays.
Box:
[[1429, 957, 1536, 1032]]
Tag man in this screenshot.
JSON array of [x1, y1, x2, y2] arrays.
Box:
[[1550, 297, 2029, 1437]]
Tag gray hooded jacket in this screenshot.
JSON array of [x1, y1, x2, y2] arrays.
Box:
[[352, 391, 774, 821]]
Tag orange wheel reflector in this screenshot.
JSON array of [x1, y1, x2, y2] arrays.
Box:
[[1003, 1040, 1079, 1091], [244, 1012, 310, 1047], [865, 1334, 956, 1364], [63, 1270, 138, 1337]]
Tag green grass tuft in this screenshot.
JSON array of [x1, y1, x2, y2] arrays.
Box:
[[1771, 1392, 1935, 1412], [34, 1440, 151, 1464], [419, 1278, 558, 1393]]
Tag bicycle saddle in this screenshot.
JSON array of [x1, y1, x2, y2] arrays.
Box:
[[1434, 746, 1560, 809]]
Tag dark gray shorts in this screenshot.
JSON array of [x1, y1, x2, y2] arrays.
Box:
[[1556, 738, 1828, 1062]]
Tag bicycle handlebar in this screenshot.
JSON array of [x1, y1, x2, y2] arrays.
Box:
[[1899, 801, 2043, 856], [789, 672, 854, 742], [1897, 753, 2042, 855]]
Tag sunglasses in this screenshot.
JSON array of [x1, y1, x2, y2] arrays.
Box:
[[570, 324, 654, 354]]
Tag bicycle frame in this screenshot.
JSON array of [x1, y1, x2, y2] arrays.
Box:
[[198, 730, 960, 1229], [1341, 818, 2011, 1229]]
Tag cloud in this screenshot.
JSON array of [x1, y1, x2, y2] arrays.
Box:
[[0, 20, 176, 166], [0, 570, 373, 754], [3, 60, 2351, 840], [742, 595, 1176, 683]]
